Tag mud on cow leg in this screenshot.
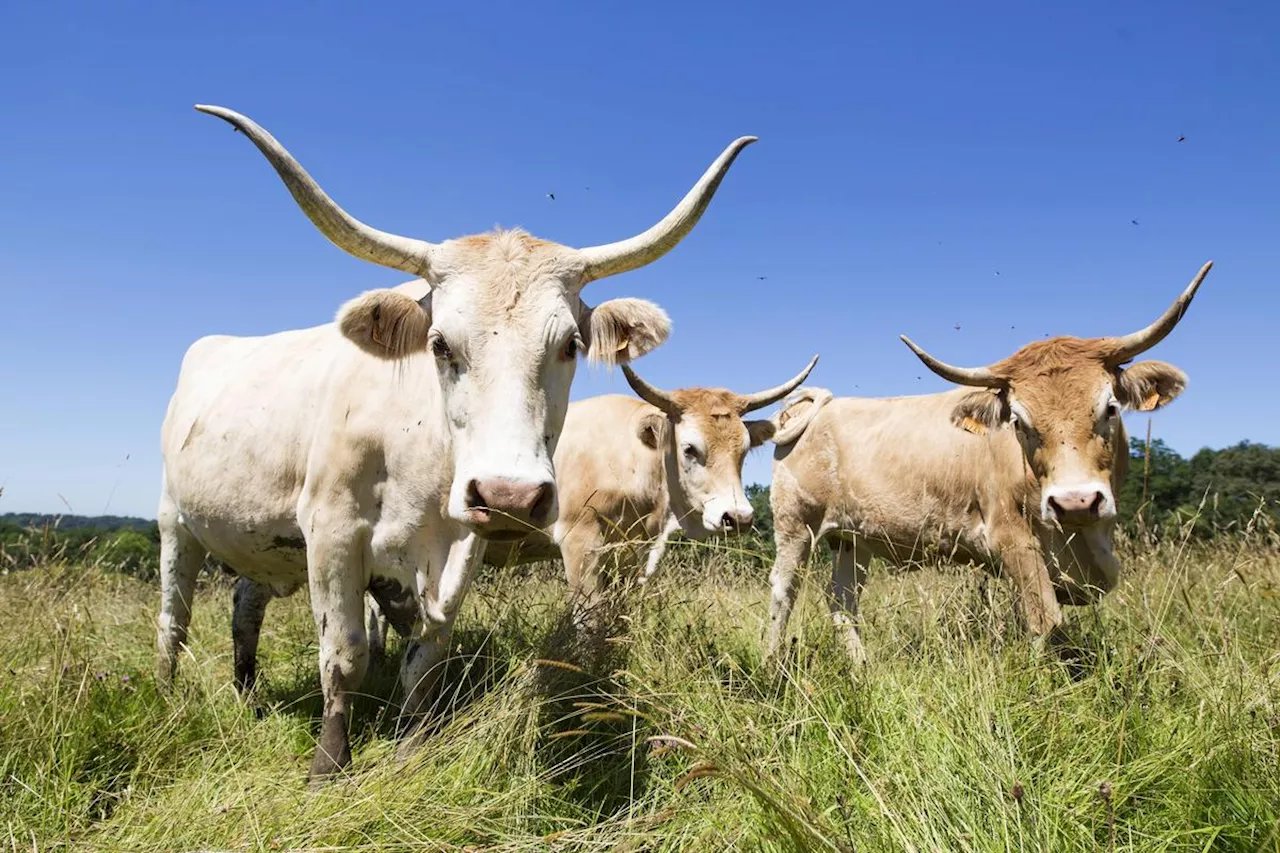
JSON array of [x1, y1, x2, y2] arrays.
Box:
[[155, 496, 207, 689], [231, 577, 274, 695]]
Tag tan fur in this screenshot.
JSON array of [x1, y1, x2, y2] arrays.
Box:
[[767, 332, 1192, 662]]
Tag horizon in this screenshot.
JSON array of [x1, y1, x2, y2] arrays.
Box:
[[2, 2, 1277, 518]]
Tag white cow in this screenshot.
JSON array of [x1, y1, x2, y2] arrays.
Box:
[[159, 105, 755, 780]]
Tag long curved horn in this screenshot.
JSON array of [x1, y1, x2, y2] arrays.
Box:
[[195, 105, 436, 277], [1106, 261, 1213, 364], [736, 354, 821, 414], [900, 336, 1005, 388], [577, 136, 757, 284], [621, 364, 680, 416]]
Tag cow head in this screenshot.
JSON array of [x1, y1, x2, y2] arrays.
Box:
[[622, 356, 819, 537], [901, 262, 1211, 532], [197, 105, 755, 540]]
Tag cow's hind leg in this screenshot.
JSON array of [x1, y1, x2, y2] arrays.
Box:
[[231, 577, 274, 694], [829, 539, 870, 664], [156, 492, 207, 689], [765, 524, 813, 663]]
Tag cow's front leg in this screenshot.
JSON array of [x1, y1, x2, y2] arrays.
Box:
[[765, 524, 813, 662], [398, 533, 485, 742], [997, 534, 1064, 638], [560, 522, 608, 633], [307, 537, 370, 784]]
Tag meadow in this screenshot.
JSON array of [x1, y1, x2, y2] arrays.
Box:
[[2, 527, 1278, 852]]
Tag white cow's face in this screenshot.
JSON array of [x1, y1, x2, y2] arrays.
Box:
[[339, 233, 670, 540], [194, 106, 754, 540]]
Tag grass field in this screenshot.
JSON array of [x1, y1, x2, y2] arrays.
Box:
[[2, 533, 1279, 852]]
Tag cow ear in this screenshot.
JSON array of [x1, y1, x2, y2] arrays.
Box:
[[1115, 360, 1187, 412], [950, 388, 1009, 436], [581, 298, 671, 367], [338, 289, 432, 359], [636, 410, 667, 450], [745, 419, 777, 448]]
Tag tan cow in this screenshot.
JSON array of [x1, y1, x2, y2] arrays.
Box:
[[161, 105, 755, 780], [468, 357, 820, 609], [766, 262, 1212, 662]]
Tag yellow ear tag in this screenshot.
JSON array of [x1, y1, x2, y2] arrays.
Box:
[[961, 417, 988, 436], [1138, 392, 1161, 412]]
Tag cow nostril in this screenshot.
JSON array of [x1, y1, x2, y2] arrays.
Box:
[[1047, 496, 1065, 519], [465, 480, 484, 509], [721, 512, 736, 530], [1089, 491, 1104, 515], [530, 483, 555, 525]]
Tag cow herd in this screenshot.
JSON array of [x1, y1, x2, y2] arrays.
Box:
[[157, 106, 1212, 781]]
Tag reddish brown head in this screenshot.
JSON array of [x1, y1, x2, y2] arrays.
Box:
[[901, 261, 1211, 529]]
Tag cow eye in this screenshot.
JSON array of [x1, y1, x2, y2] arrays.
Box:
[[1105, 401, 1120, 419], [682, 444, 700, 463], [429, 335, 453, 361], [561, 335, 582, 361]]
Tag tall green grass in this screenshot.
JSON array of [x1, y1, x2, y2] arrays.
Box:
[[2, 532, 1278, 851]]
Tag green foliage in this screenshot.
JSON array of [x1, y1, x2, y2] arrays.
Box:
[[1, 515, 162, 579], [1120, 438, 1280, 539]]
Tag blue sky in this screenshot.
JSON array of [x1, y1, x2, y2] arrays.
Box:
[[1, 1, 1277, 519]]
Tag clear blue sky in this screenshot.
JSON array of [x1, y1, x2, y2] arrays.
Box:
[[1, 2, 1276, 519]]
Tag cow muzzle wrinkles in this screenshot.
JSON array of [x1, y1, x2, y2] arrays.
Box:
[[463, 477, 556, 540]]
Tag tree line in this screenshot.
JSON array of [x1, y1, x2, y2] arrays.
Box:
[[3, 437, 1277, 580]]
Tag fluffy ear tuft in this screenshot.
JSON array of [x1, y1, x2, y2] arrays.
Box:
[[950, 388, 1009, 435], [746, 419, 777, 448], [337, 290, 432, 359], [1115, 360, 1188, 411], [635, 410, 668, 450], [582, 298, 671, 367]]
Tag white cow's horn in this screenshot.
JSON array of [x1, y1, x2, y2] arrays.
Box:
[[900, 336, 1005, 388], [736, 355, 821, 414], [578, 137, 757, 284], [195, 105, 437, 277], [1106, 261, 1213, 364]]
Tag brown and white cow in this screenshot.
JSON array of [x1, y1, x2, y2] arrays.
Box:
[[765, 262, 1212, 662], [460, 356, 820, 611], [159, 105, 755, 780]]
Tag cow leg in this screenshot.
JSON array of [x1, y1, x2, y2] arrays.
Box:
[[829, 540, 869, 664], [307, 540, 369, 784], [998, 536, 1064, 638], [398, 533, 485, 744], [561, 522, 608, 632], [156, 493, 206, 689], [231, 577, 273, 694], [765, 526, 813, 662], [639, 515, 681, 584], [365, 595, 388, 661]]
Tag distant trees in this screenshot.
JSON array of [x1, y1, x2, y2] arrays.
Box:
[[0, 514, 161, 580], [1119, 438, 1280, 537]]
